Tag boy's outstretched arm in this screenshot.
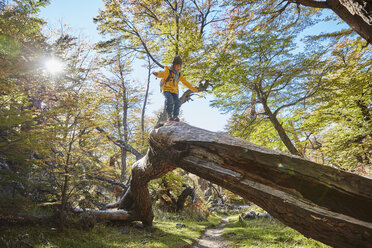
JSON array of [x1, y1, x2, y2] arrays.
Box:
[[179, 74, 199, 93], [152, 69, 168, 79]]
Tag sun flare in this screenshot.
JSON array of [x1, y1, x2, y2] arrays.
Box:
[[44, 58, 64, 74]]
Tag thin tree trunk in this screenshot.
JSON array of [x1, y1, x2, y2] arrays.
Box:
[[60, 137, 74, 230], [118, 51, 128, 181], [262, 101, 302, 156], [175, 1, 180, 55], [255, 85, 302, 157], [141, 55, 152, 134], [60, 166, 68, 230]]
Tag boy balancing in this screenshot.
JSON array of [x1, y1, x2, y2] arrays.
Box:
[[153, 56, 199, 122]]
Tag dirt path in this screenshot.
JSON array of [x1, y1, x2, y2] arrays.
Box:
[[191, 216, 231, 248]]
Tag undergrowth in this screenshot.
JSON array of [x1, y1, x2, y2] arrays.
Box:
[[0, 211, 220, 248]]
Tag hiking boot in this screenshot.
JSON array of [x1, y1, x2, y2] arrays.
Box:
[[173, 117, 180, 122], [167, 117, 174, 122]]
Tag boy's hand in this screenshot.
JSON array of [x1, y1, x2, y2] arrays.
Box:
[[152, 72, 158, 76]]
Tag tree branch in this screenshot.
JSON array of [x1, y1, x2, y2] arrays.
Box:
[[273, 90, 317, 116], [86, 175, 128, 189], [179, 80, 211, 104], [120, 18, 164, 69], [288, 0, 329, 8], [96, 127, 143, 160]]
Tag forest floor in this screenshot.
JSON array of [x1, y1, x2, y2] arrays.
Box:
[[0, 209, 330, 247], [222, 215, 329, 248], [191, 216, 231, 248], [0, 214, 221, 248]]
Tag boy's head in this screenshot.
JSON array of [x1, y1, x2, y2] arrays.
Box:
[[172, 56, 182, 70]]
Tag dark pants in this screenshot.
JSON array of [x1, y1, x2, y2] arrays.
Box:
[[164, 91, 181, 119]]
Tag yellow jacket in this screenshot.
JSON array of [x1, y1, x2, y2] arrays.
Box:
[[155, 66, 198, 94]]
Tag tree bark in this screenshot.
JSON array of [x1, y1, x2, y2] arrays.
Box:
[[118, 51, 128, 182]]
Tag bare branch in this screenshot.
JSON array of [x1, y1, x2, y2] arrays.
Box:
[[288, 0, 329, 9], [273, 89, 317, 116], [120, 18, 164, 68], [179, 80, 211, 104], [86, 175, 128, 189], [96, 127, 143, 160]]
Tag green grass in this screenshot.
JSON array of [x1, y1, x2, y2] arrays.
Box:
[[0, 215, 221, 248], [223, 215, 330, 248], [0, 210, 332, 248]]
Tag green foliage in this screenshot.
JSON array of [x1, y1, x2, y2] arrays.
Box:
[[95, 39, 151, 180], [0, 34, 21, 56], [211, 24, 323, 154], [95, 0, 222, 87], [301, 37, 372, 169], [211, 2, 370, 168], [28, 34, 113, 216], [0, 217, 220, 248], [1, 3, 370, 247], [0, 0, 50, 202], [150, 169, 185, 210], [227, 0, 328, 33]]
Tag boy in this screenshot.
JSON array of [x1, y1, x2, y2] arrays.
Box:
[[153, 56, 198, 122]]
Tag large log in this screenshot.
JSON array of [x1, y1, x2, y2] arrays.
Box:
[[91, 122, 372, 247], [143, 122, 371, 248]]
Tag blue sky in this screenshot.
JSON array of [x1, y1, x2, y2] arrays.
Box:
[[39, 0, 231, 132]]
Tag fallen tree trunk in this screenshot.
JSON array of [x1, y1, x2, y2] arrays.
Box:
[[73, 208, 131, 221], [87, 122, 372, 248]]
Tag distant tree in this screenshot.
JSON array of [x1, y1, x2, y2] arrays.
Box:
[[0, 0, 50, 200], [301, 37, 372, 169], [95, 39, 146, 181], [29, 34, 106, 228], [212, 25, 326, 156]]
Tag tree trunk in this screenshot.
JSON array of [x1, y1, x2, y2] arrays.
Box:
[[176, 185, 195, 212], [261, 98, 303, 157], [328, 0, 372, 43], [118, 51, 128, 182], [86, 122, 372, 248], [141, 55, 152, 135], [297, 0, 372, 43], [73, 208, 131, 221]]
